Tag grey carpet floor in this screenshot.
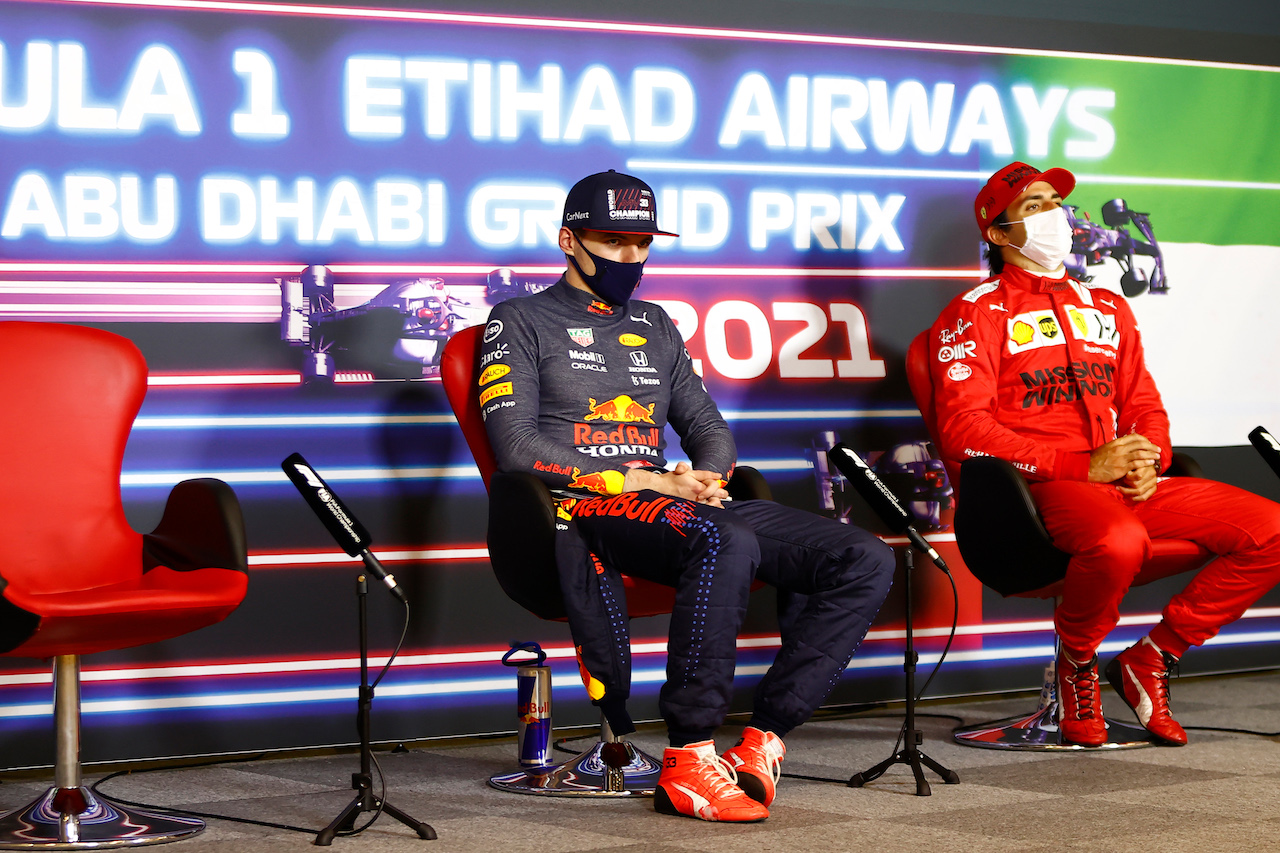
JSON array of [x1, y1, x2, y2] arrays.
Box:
[[4, 670, 1280, 852]]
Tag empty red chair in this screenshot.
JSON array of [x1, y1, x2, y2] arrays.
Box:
[[0, 322, 249, 846]]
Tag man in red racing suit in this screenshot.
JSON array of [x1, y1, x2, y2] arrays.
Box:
[[928, 162, 1280, 747]]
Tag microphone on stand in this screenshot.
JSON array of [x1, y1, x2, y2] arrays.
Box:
[[1249, 426, 1280, 481], [281, 452, 408, 603], [827, 443, 950, 574]]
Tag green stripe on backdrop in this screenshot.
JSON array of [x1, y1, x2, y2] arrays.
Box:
[[995, 56, 1280, 247]]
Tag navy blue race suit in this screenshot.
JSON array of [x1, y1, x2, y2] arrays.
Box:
[[480, 278, 894, 743]]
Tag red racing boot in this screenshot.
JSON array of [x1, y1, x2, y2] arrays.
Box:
[[1058, 650, 1106, 747], [721, 727, 786, 806], [654, 741, 769, 822], [1105, 637, 1188, 745]]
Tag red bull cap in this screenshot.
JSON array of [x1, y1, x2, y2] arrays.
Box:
[[563, 170, 679, 237]]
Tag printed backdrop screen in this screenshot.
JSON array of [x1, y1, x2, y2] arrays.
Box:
[[1, 0, 1277, 767]]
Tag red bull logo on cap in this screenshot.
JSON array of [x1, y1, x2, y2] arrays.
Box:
[[583, 394, 656, 424]]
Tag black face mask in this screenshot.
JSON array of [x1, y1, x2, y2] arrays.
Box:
[[568, 235, 646, 306]]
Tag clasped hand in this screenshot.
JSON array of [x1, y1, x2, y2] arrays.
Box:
[[1088, 434, 1161, 502], [622, 461, 728, 507]]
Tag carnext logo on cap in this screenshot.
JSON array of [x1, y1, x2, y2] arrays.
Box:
[[566, 211, 589, 221]]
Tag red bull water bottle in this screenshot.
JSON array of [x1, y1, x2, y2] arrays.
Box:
[[502, 642, 553, 768]]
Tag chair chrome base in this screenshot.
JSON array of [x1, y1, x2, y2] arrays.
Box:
[[489, 739, 663, 797], [0, 786, 204, 849], [954, 701, 1159, 751]]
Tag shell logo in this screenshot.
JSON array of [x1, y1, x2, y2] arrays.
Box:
[[618, 333, 647, 346], [1011, 320, 1036, 346]]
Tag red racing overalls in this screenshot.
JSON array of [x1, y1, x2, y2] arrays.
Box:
[[928, 265, 1280, 655]]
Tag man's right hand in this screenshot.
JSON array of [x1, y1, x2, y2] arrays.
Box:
[[1088, 434, 1162, 484], [623, 462, 726, 507]]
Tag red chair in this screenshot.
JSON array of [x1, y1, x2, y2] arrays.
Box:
[[0, 322, 249, 846], [441, 323, 768, 795], [905, 329, 1211, 749]]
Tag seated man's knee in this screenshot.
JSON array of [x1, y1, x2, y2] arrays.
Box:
[[1247, 498, 1280, 551], [824, 526, 896, 594], [715, 509, 762, 565], [1074, 516, 1150, 575], [688, 508, 761, 582]]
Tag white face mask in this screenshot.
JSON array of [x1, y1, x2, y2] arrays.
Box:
[[1007, 207, 1073, 271]]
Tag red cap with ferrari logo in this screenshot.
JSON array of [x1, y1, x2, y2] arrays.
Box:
[[974, 162, 1076, 234]]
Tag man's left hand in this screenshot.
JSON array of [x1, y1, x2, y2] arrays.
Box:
[[684, 465, 729, 507], [1116, 464, 1158, 502]]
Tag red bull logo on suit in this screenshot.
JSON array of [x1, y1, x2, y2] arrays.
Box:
[[583, 394, 656, 423]]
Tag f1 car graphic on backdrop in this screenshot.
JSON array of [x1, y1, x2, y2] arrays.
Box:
[[280, 265, 547, 382], [1065, 199, 1166, 297], [811, 431, 954, 530]]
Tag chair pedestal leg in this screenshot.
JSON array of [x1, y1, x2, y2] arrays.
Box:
[[489, 713, 663, 797], [953, 656, 1158, 751], [0, 656, 204, 849]]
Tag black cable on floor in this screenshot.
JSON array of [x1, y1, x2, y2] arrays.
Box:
[[91, 597, 412, 838], [552, 735, 598, 756], [90, 754, 317, 835]]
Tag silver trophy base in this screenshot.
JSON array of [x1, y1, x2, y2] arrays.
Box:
[[0, 786, 204, 849], [490, 739, 663, 797]]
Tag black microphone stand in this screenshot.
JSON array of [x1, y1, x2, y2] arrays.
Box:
[[847, 548, 959, 796], [315, 564, 436, 845]]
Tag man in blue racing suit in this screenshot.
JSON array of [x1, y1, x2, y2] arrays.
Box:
[[479, 169, 894, 822]]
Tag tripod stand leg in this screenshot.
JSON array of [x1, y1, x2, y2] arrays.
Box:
[[918, 751, 960, 785], [382, 800, 438, 840], [847, 752, 898, 788], [906, 752, 932, 796], [315, 793, 365, 846]]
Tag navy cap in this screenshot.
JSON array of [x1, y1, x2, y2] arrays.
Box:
[[562, 170, 678, 237]]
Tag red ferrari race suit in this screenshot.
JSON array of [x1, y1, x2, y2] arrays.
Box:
[[928, 264, 1280, 656]]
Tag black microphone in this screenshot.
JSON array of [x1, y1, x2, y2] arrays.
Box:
[[282, 452, 408, 603], [827, 443, 949, 573], [1249, 426, 1280, 481]]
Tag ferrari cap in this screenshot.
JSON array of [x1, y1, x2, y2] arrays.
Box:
[[974, 162, 1076, 233]]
